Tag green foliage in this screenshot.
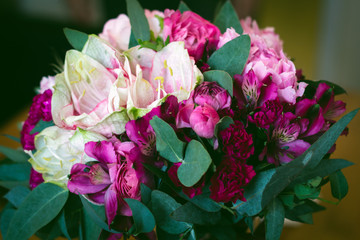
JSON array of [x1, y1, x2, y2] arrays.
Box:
[[5, 183, 69, 240], [213, 0, 243, 34], [126, 0, 150, 42], [150, 116, 186, 163], [214, 116, 234, 137], [171, 202, 222, 225], [30, 120, 54, 134], [177, 140, 212, 187], [0, 145, 29, 163], [208, 35, 250, 76], [4, 185, 30, 208], [178, 1, 191, 13], [0, 208, 16, 237], [301, 79, 347, 97], [0, 163, 31, 181], [140, 183, 152, 206], [294, 184, 320, 200], [125, 199, 155, 235], [329, 170, 348, 200], [285, 199, 325, 224], [151, 190, 191, 234], [203, 70, 234, 96], [265, 198, 285, 240], [63, 28, 88, 51]]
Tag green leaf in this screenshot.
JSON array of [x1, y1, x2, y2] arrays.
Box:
[[151, 190, 191, 234], [0, 208, 16, 237], [290, 158, 353, 187], [126, 0, 150, 42], [178, 140, 212, 187], [305, 108, 359, 169], [178, 1, 191, 13], [5, 183, 69, 240], [129, 31, 138, 48], [279, 194, 295, 209], [171, 202, 222, 225], [294, 184, 320, 200], [208, 35, 250, 76], [78, 194, 121, 234], [0, 180, 29, 189], [213, 0, 243, 34], [150, 116, 186, 163], [36, 217, 62, 240], [265, 198, 285, 240], [82, 202, 103, 240], [1, 134, 20, 143], [261, 151, 313, 209], [30, 120, 54, 134], [58, 211, 72, 240], [233, 169, 276, 216], [181, 191, 222, 212], [214, 116, 234, 137], [0, 145, 29, 163], [124, 198, 155, 235], [285, 199, 325, 224], [0, 163, 31, 181], [244, 216, 254, 234], [63, 28, 88, 51], [329, 170, 348, 200], [203, 70, 233, 96], [4, 185, 30, 208], [301, 79, 347, 96], [140, 183, 152, 206]]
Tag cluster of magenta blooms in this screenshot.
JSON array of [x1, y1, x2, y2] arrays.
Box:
[[20, 8, 347, 231]]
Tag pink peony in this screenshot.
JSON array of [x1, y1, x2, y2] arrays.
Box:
[[163, 10, 221, 61], [99, 14, 131, 51], [249, 99, 283, 128], [189, 105, 220, 138], [210, 158, 256, 203], [219, 121, 254, 161], [217, 27, 240, 49], [193, 81, 231, 111]]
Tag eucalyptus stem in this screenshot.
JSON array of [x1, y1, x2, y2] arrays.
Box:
[[220, 203, 236, 215]]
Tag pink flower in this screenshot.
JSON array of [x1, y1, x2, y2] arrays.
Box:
[[39, 76, 55, 94], [217, 27, 240, 49], [210, 158, 256, 203], [189, 105, 220, 138], [29, 168, 44, 190], [99, 14, 131, 51], [219, 121, 254, 161], [193, 82, 231, 111], [68, 140, 153, 226], [163, 10, 221, 61], [249, 99, 283, 128], [176, 101, 194, 129], [168, 162, 205, 198]]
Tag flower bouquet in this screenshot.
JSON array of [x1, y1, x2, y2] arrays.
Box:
[[0, 1, 358, 240]]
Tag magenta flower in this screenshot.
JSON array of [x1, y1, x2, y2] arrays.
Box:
[[163, 10, 220, 61], [189, 105, 220, 138], [193, 82, 231, 111], [67, 140, 153, 226], [314, 83, 346, 120], [210, 158, 256, 203], [168, 162, 205, 198], [29, 168, 44, 190], [249, 99, 283, 128], [219, 121, 254, 161], [259, 112, 311, 165]]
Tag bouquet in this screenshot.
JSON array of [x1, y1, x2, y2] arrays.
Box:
[[0, 1, 358, 239]]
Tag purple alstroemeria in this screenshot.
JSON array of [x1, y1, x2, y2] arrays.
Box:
[[314, 83, 346, 120], [260, 112, 310, 165], [68, 140, 153, 226]]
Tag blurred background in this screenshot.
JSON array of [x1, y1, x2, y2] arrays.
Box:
[[0, 0, 359, 239]]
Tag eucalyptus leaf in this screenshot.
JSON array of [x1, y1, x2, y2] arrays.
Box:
[[171, 202, 222, 225], [126, 0, 150, 42], [5, 183, 69, 240], [284, 199, 325, 224], [0, 146, 29, 163], [151, 190, 191, 234], [129, 30, 138, 48], [0, 180, 29, 189], [294, 184, 320, 200], [79, 194, 121, 234], [178, 140, 212, 187], [0, 208, 16, 237], [265, 198, 285, 240], [178, 1, 191, 13], [213, 0, 243, 34], [329, 170, 348, 200], [233, 169, 276, 216], [203, 70, 233, 96], [4, 185, 30, 208], [1, 134, 20, 143], [0, 163, 31, 181], [214, 116, 234, 137], [30, 120, 54, 134], [150, 116, 185, 163], [58, 211, 71, 240], [124, 198, 155, 234], [140, 183, 152, 206], [82, 204, 103, 240], [183, 192, 222, 212], [208, 35, 250, 76], [63, 28, 88, 51]]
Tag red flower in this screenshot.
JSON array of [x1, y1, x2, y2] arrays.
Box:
[[210, 158, 255, 203]]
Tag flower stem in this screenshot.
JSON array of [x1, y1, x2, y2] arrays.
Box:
[[316, 197, 340, 205]]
